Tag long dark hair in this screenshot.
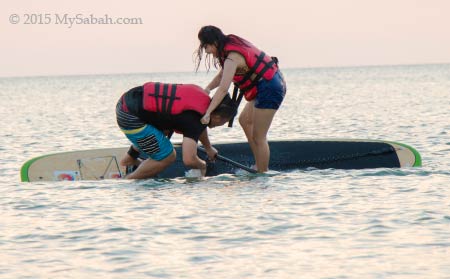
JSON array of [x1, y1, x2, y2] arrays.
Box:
[[194, 25, 228, 72]]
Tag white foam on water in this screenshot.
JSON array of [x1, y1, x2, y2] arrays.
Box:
[[184, 169, 202, 178]]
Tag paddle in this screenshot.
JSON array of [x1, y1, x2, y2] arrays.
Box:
[[197, 146, 257, 174]]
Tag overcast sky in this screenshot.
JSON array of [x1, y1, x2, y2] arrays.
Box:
[[1, 0, 449, 77]]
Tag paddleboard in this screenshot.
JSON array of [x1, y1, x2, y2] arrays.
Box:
[[20, 139, 421, 182]]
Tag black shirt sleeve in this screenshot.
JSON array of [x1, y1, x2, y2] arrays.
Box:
[[173, 111, 207, 142]]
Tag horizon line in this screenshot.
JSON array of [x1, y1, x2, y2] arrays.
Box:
[[1, 61, 449, 79]]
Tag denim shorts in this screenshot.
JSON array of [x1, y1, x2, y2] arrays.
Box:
[[254, 71, 286, 110]]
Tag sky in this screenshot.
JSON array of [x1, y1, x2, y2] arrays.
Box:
[[1, 0, 449, 77]]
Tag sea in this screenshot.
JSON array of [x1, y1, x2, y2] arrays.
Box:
[[1, 64, 449, 279]]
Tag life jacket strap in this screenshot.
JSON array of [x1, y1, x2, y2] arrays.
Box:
[[228, 84, 245, 127], [227, 56, 279, 127], [146, 83, 180, 114], [236, 53, 277, 92]]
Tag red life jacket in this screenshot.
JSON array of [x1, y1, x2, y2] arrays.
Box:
[[221, 35, 278, 101], [142, 82, 210, 115]]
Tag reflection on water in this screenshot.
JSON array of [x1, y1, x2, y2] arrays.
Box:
[[1, 64, 450, 278]]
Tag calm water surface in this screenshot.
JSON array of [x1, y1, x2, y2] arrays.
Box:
[[1, 64, 450, 278]]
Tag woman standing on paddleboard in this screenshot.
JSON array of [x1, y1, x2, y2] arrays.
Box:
[[194, 25, 286, 173]]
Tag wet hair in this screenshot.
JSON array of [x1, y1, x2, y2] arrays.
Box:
[[211, 94, 237, 119], [194, 26, 253, 72], [194, 25, 227, 72]]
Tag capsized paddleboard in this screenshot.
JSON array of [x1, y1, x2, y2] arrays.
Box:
[[20, 139, 421, 182]]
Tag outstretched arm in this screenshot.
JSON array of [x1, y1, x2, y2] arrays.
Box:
[[204, 69, 223, 94], [198, 129, 218, 160], [201, 57, 238, 124]]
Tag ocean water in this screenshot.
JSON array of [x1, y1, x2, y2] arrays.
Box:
[[1, 64, 450, 278]]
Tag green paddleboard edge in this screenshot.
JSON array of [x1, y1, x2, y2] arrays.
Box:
[[387, 141, 422, 167], [20, 154, 48, 182]]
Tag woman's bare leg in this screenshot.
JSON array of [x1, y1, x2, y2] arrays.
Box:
[[251, 108, 277, 172], [239, 101, 277, 172]]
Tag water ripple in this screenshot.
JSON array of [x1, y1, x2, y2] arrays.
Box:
[[1, 65, 450, 278]]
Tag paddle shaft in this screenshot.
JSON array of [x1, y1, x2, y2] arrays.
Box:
[[197, 146, 257, 174]]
